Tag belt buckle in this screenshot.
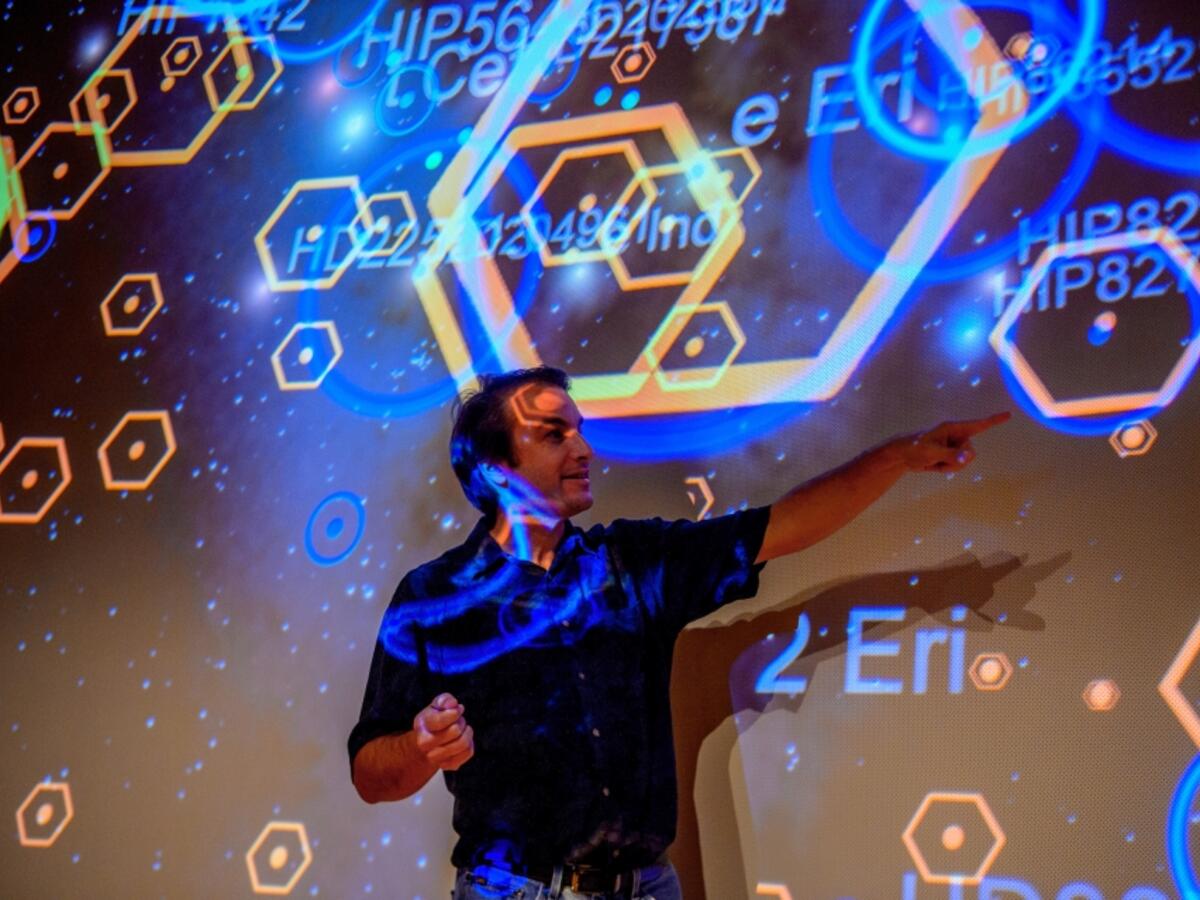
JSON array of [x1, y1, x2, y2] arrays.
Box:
[[567, 865, 619, 894]]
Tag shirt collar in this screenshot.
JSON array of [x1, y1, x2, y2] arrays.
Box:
[[462, 516, 593, 580]]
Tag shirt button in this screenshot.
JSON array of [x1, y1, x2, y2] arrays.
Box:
[[592, 727, 601, 737], [561, 620, 571, 628], [602, 787, 610, 797], [577, 672, 586, 681]]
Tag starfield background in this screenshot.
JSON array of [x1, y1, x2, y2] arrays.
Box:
[[2, 0, 1200, 897]]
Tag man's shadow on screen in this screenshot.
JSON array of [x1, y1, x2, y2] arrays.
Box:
[[669, 548, 1069, 900]]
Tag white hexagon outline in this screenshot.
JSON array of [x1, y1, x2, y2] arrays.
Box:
[[270, 321, 344, 391], [245, 820, 312, 895]]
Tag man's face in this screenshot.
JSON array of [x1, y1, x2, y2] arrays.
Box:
[[493, 383, 594, 520]]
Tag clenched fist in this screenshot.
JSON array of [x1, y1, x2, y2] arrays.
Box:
[[413, 693, 475, 771]]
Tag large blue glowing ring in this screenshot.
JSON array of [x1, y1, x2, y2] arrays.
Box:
[[1062, 90, 1200, 176], [304, 490, 366, 566], [807, 93, 1102, 282], [1023, 4, 1200, 176], [850, 0, 1103, 162], [1168, 752, 1200, 899]]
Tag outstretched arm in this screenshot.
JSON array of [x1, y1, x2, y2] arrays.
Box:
[[755, 413, 1010, 563]]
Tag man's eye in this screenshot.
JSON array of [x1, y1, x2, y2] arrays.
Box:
[[547, 430, 563, 441]]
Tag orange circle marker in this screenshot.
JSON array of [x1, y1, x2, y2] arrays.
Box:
[[1120, 425, 1146, 449], [52, 162, 69, 180], [297, 346, 315, 366], [160, 76, 175, 92], [941, 824, 965, 851], [96, 93, 112, 111], [979, 659, 1002, 683], [123, 295, 141, 315], [684, 336, 705, 358], [624, 53, 642, 72], [13, 96, 29, 114], [532, 389, 559, 411], [21, 469, 39, 490], [305, 225, 324, 244], [579, 193, 598, 212], [128, 440, 146, 461], [35, 803, 54, 826], [269, 844, 289, 869]]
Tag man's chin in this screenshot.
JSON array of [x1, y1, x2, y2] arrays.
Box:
[[565, 493, 594, 516]]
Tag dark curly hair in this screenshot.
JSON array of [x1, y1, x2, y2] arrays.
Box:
[[449, 366, 571, 523]]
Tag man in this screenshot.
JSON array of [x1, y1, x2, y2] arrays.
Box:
[[349, 366, 1007, 899]]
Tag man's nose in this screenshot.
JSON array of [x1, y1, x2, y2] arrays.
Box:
[[571, 431, 593, 460]]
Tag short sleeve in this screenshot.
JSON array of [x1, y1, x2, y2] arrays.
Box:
[[346, 579, 430, 775], [612, 505, 772, 635]]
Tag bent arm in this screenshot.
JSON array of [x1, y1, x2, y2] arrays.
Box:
[[352, 731, 439, 803]]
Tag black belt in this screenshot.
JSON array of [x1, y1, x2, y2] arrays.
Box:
[[523, 861, 637, 897]]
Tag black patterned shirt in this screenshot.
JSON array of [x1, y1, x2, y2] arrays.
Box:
[[348, 506, 771, 871]]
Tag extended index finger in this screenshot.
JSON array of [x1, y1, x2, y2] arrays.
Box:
[[951, 411, 1011, 438]]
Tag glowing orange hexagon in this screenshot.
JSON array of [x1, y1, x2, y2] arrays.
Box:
[[203, 35, 284, 113], [417, 0, 1022, 417], [520, 139, 656, 268], [684, 475, 713, 520], [81, 4, 256, 167], [0, 437, 72, 524], [271, 321, 344, 390], [16, 782, 74, 848], [424, 104, 746, 413], [709, 146, 762, 210], [162, 36, 203, 77], [756, 885, 793, 900], [990, 227, 1200, 420], [16, 123, 110, 220], [1082, 678, 1120, 711], [611, 42, 657, 83], [1108, 419, 1157, 458], [902, 792, 1005, 886], [349, 190, 417, 259], [601, 156, 739, 292], [1161, 617, 1200, 747], [97, 411, 177, 491], [101, 272, 165, 336], [255, 177, 372, 291], [969, 652, 1013, 691], [69, 69, 138, 136], [3, 86, 39, 125], [643, 301, 745, 391], [246, 821, 312, 895]]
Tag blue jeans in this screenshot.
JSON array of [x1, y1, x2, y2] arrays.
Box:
[[451, 860, 684, 900]]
